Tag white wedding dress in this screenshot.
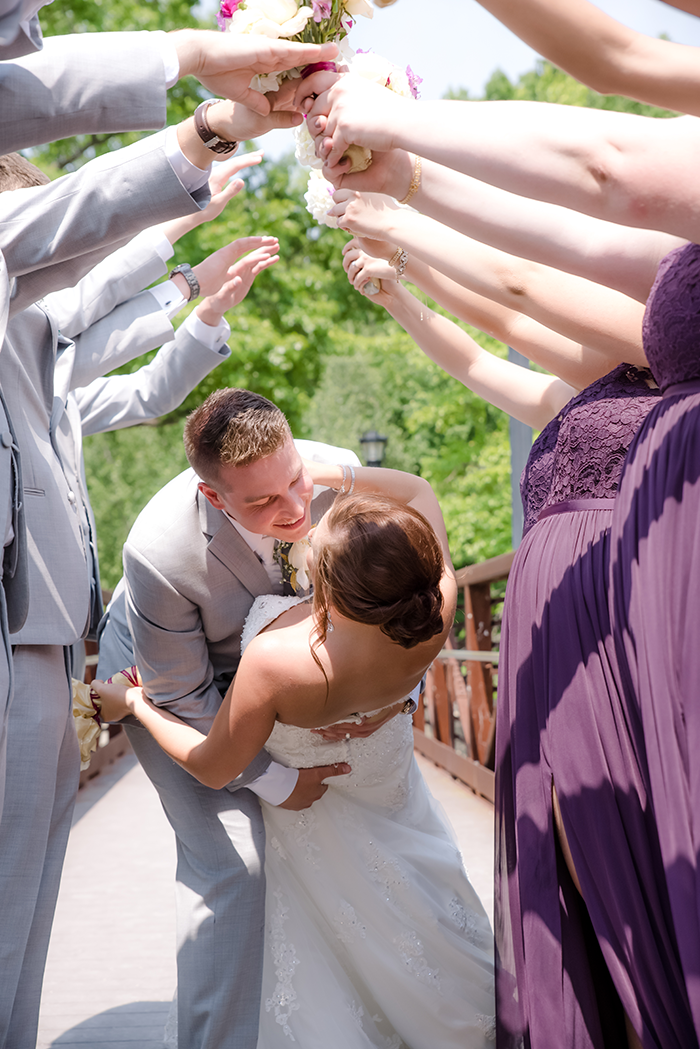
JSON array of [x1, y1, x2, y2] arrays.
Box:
[[245, 595, 496, 1049]]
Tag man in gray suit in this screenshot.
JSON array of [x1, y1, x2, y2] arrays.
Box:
[[0, 147, 282, 1045], [97, 390, 362, 1048]]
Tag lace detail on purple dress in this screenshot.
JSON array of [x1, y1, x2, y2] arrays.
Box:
[[521, 364, 659, 535], [643, 241, 700, 391]]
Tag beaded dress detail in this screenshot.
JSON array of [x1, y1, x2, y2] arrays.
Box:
[[241, 595, 496, 1049]]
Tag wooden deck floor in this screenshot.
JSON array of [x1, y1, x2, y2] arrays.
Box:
[[36, 750, 494, 1048]]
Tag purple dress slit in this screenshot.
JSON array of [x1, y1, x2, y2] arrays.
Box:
[[611, 241, 700, 1036], [496, 365, 695, 1048]]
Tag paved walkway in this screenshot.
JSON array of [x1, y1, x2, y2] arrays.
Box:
[[37, 750, 494, 1048]]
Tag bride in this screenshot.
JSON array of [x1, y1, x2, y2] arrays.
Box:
[[94, 463, 495, 1048]]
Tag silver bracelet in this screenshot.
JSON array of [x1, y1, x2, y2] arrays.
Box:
[[347, 465, 355, 496], [338, 464, 348, 493]]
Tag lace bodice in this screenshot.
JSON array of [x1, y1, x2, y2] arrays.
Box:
[[643, 241, 700, 390], [241, 594, 415, 794], [521, 364, 659, 535]]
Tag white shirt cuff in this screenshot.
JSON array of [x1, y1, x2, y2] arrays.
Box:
[[185, 310, 231, 350], [153, 29, 180, 89], [127, 227, 175, 264], [247, 761, 299, 805], [149, 279, 186, 320], [164, 124, 212, 195]]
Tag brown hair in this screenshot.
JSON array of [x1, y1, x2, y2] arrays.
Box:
[[183, 388, 291, 485], [0, 153, 50, 192], [312, 493, 445, 650]]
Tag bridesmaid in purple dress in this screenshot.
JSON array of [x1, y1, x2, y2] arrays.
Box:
[[496, 363, 698, 1049], [337, 232, 695, 1049], [611, 241, 700, 1037]]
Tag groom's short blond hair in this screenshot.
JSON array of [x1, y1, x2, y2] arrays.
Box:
[[184, 388, 291, 485]]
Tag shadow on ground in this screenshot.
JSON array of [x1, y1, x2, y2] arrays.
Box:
[[49, 1000, 172, 1046]]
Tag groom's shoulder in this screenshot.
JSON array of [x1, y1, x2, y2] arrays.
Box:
[[126, 468, 202, 554]]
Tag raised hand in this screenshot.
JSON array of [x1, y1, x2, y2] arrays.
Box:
[[342, 238, 396, 295], [329, 189, 401, 240], [171, 31, 339, 115], [195, 242, 280, 325], [278, 762, 352, 810], [159, 151, 265, 245], [192, 235, 278, 297], [298, 72, 406, 175]]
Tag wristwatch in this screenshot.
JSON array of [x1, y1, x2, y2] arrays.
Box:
[[169, 263, 200, 302], [193, 99, 238, 156]]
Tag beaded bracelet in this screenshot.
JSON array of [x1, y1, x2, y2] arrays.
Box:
[[388, 246, 409, 281]]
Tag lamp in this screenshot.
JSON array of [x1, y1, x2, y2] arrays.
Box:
[[359, 429, 388, 468]]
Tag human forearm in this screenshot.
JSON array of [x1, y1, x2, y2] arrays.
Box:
[[311, 77, 700, 241], [339, 203, 646, 367], [409, 161, 680, 303], [474, 0, 700, 116], [383, 282, 572, 430]]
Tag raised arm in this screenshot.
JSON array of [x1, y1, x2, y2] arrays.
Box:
[[472, 0, 700, 116], [343, 237, 621, 389], [331, 151, 680, 302], [345, 269, 574, 430], [300, 74, 700, 243], [332, 193, 646, 370]]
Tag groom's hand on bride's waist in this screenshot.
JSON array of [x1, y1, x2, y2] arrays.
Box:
[[277, 764, 351, 811]]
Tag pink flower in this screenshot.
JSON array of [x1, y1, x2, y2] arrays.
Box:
[[217, 0, 241, 30], [312, 0, 331, 21], [406, 65, 422, 100]]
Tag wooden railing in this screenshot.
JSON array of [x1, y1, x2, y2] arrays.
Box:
[[412, 551, 514, 804]]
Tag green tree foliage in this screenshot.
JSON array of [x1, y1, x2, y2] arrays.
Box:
[[28, 19, 673, 583]]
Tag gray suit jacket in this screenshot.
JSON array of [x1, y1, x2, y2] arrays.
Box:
[[8, 232, 233, 645], [0, 32, 167, 145]]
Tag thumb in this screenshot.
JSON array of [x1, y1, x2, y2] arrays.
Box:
[[265, 111, 304, 131], [320, 762, 351, 779]]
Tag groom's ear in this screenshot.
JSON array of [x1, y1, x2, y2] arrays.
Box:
[[198, 481, 226, 512]]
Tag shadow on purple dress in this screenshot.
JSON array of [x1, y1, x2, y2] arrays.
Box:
[[496, 365, 696, 1049], [611, 242, 700, 1037]]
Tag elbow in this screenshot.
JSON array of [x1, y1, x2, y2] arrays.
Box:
[[198, 768, 231, 790]]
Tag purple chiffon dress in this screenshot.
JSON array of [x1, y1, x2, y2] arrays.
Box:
[[495, 364, 696, 1049], [610, 241, 700, 1036]]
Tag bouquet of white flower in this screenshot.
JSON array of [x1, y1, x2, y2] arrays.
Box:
[[217, 0, 370, 94]]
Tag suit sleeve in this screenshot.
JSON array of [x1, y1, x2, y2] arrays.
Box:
[[75, 323, 231, 435], [0, 31, 167, 153], [2, 130, 210, 315], [123, 543, 230, 732], [42, 229, 170, 339]]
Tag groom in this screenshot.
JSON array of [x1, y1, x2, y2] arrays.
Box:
[[97, 387, 363, 1049]]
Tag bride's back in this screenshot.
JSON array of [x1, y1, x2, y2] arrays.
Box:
[[246, 493, 456, 728]]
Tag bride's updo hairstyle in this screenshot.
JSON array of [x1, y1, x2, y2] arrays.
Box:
[[312, 494, 445, 649]]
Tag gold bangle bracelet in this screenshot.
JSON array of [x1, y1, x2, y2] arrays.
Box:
[[398, 154, 422, 206]]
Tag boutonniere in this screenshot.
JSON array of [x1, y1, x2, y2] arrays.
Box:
[[275, 537, 312, 594]]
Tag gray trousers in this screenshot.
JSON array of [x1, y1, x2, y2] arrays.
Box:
[[0, 644, 78, 1049], [124, 725, 266, 1049], [97, 622, 266, 1049]]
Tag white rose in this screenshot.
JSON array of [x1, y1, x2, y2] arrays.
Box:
[[294, 119, 323, 169], [227, 0, 313, 37], [304, 169, 338, 227], [349, 50, 393, 87], [344, 0, 373, 18]]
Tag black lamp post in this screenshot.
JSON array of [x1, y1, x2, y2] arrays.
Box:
[[359, 429, 388, 468]]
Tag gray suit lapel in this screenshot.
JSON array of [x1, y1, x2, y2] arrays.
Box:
[[197, 491, 272, 597]]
